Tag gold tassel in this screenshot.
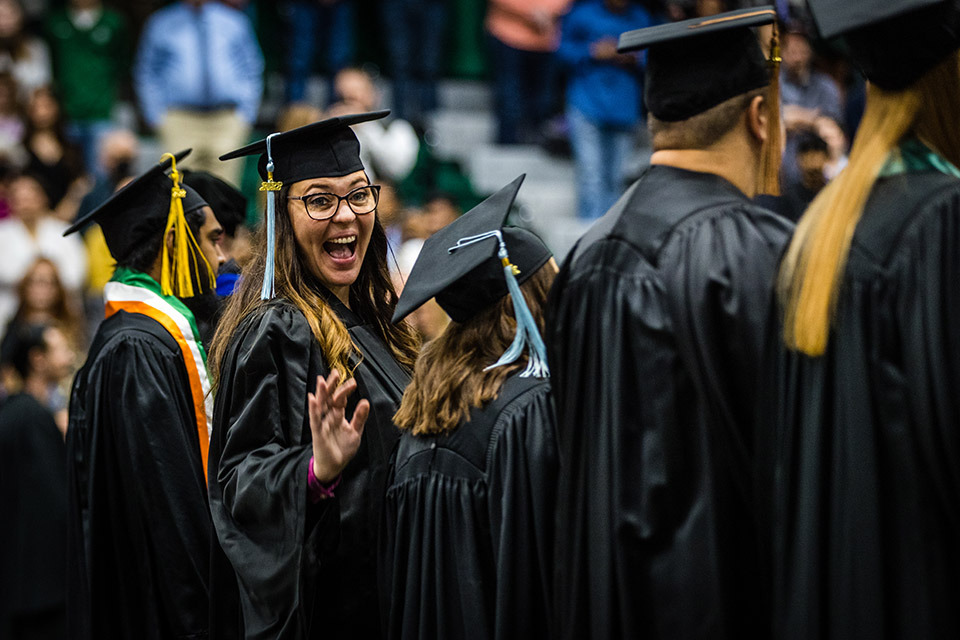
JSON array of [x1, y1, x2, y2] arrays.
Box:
[[159, 153, 215, 298], [758, 21, 782, 196]]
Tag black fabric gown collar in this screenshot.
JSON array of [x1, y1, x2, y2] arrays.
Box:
[[612, 164, 752, 262], [305, 273, 362, 328]]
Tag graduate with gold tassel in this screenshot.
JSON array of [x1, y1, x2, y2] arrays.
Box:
[[61, 150, 227, 640], [546, 7, 795, 638], [771, 0, 960, 637]]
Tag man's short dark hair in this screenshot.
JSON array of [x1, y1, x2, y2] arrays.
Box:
[[113, 207, 207, 272], [796, 130, 829, 156], [3, 323, 49, 380], [648, 88, 763, 151]]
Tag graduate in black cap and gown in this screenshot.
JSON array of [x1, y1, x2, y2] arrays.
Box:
[[64, 150, 227, 640], [772, 1, 960, 637], [181, 169, 250, 300], [546, 7, 792, 639], [208, 111, 420, 639], [379, 176, 559, 640]]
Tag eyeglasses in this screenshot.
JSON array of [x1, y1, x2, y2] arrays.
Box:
[[287, 184, 381, 221]]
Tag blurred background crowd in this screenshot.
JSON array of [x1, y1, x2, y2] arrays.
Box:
[[0, 0, 860, 409]]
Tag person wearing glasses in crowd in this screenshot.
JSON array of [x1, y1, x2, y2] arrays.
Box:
[[208, 111, 420, 639]]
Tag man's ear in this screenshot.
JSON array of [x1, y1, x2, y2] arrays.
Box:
[[165, 227, 176, 254], [748, 94, 768, 145]]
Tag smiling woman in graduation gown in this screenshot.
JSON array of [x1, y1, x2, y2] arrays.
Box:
[[208, 112, 420, 639], [380, 176, 559, 640], [772, 2, 960, 637]]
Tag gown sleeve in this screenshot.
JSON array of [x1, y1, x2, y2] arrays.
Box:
[[101, 335, 211, 639], [486, 385, 559, 640], [209, 305, 337, 639]]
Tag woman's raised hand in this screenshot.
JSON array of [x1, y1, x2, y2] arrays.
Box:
[[308, 370, 370, 484]]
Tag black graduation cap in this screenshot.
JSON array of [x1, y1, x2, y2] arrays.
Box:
[[619, 6, 777, 122], [807, 0, 960, 90], [63, 149, 208, 260], [181, 170, 247, 237], [392, 175, 552, 325], [218, 110, 389, 183]]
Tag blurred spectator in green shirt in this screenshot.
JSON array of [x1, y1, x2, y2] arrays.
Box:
[[44, 0, 128, 177]]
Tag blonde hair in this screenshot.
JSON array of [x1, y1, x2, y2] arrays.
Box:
[[779, 50, 960, 356]]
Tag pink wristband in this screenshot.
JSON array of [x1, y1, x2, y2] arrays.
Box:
[[307, 456, 341, 503]]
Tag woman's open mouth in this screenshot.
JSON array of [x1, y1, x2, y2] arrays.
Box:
[[323, 234, 358, 263]]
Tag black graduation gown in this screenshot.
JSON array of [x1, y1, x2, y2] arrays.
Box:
[[0, 393, 67, 639], [379, 375, 558, 640], [208, 290, 409, 640], [770, 170, 960, 639], [65, 310, 213, 640], [546, 165, 793, 639]]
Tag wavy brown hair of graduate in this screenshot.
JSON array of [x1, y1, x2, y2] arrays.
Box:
[[208, 183, 420, 384], [779, 50, 960, 356], [393, 259, 557, 436]]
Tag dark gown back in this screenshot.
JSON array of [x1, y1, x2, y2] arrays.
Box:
[[770, 170, 960, 639], [379, 374, 558, 640], [546, 165, 792, 639], [65, 311, 212, 640], [208, 291, 410, 639]]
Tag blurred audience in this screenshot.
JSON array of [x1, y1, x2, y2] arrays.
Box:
[[44, 0, 129, 176], [782, 130, 828, 222], [780, 24, 842, 189], [381, 0, 447, 128], [280, 0, 355, 104], [0, 71, 23, 162], [22, 85, 86, 219], [0, 0, 50, 98], [276, 101, 323, 132], [486, 0, 572, 144], [815, 114, 848, 180], [0, 173, 86, 331], [2, 257, 82, 351], [558, 0, 651, 220], [328, 66, 420, 182], [134, 0, 264, 186]]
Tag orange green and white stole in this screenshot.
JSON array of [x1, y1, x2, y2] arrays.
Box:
[[104, 266, 213, 481]]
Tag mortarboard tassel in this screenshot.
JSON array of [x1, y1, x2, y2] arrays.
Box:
[[260, 133, 283, 300], [449, 230, 549, 378], [160, 153, 215, 298], [759, 19, 783, 196]]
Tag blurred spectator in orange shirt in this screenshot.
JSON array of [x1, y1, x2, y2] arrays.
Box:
[[486, 0, 572, 144]]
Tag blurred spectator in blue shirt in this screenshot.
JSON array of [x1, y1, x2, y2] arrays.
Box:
[[779, 26, 841, 190], [558, 0, 652, 220], [134, 0, 263, 186], [280, 0, 355, 104]]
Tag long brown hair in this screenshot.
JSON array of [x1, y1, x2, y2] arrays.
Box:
[[779, 50, 960, 356], [12, 257, 82, 346], [208, 183, 420, 383], [394, 260, 557, 436]]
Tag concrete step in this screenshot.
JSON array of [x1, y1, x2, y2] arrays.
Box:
[[437, 80, 493, 112], [466, 144, 575, 194], [425, 110, 496, 161]]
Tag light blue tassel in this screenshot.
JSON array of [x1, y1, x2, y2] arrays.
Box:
[[449, 230, 550, 378], [260, 133, 282, 300]]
